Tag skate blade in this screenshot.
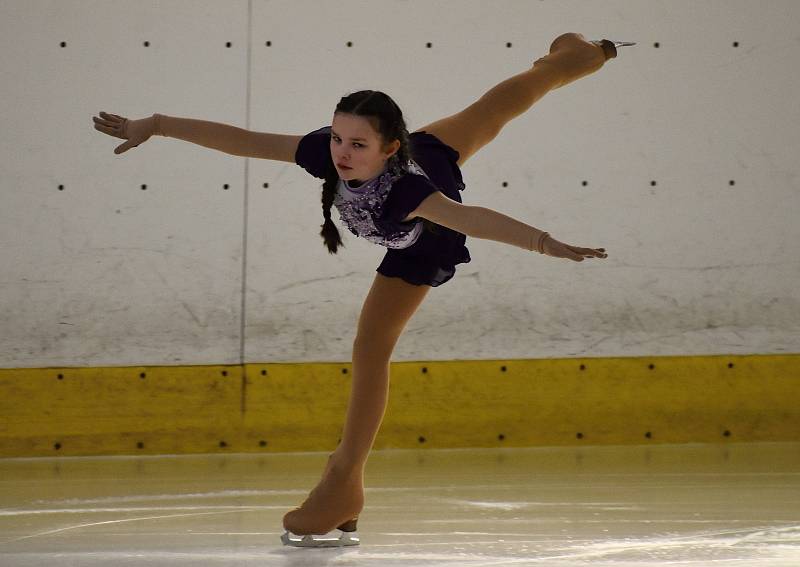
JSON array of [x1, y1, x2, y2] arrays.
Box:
[[595, 39, 637, 60], [281, 529, 360, 547]]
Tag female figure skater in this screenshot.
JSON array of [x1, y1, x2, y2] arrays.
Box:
[[93, 33, 629, 547]]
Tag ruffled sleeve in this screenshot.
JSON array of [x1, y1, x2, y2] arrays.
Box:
[[381, 173, 440, 224], [294, 126, 332, 179]]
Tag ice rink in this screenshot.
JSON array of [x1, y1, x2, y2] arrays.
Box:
[[1, 442, 798, 566]]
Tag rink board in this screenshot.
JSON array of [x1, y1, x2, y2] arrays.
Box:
[[1, 354, 798, 457]]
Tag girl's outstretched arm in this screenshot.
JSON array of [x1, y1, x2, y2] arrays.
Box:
[[93, 111, 301, 161], [406, 191, 607, 262]]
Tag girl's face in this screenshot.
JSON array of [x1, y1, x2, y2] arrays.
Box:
[[330, 113, 400, 184]]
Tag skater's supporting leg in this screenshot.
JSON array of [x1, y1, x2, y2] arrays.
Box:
[[416, 33, 607, 167], [282, 273, 431, 535], [336, 273, 431, 465]]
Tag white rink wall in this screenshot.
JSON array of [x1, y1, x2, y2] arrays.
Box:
[[1, 0, 798, 367]]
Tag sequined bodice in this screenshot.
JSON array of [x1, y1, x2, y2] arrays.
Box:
[[333, 160, 430, 249]]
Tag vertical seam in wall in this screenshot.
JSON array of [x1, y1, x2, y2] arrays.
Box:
[[239, 0, 254, 415]]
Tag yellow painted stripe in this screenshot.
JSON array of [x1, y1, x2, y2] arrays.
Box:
[[1, 354, 797, 458]]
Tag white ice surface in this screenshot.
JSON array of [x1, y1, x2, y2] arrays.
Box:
[[1, 444, 799, 566]]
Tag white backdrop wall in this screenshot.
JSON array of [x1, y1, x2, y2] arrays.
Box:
[[1, 0, 798, 368]]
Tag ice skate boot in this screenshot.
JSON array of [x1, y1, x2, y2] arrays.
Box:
[[534, 32, 636, 88], [281, 518, 360, 547]]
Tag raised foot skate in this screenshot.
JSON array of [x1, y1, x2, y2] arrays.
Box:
[[534, 33, 636, 89], [281, 518, 360, 548]]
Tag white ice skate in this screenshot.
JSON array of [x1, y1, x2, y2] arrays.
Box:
[[281, 518, 360, 547]]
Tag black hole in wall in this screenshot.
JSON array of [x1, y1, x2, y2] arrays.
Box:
[[723, 430, 731, 438], [58, 185, 64, 191], [579, 364, 586, 371], [418, 436, 426, 443], [261, 369, 267, 376], [266, 41, 272, 47], [259, 440, 268, 447], [498, 434, 505, 441], [140, 372, 146, 379], [341, 368, 348, 374], [648, 364, 655, 370], [421, 367, 428, 374], [57, 374, 64, 380], [222, 370, 228, 377], [223, 184, 230, 191], [141, 184, 147, 191], [226, 42, 232, 48], [733, 41, 739, 47], [144, 41, 150, 47], [263, 182, 269, 188], [502, 181, 508, 187], [506, 42, 512, 48], [54, 442, 62, 450], [576, 432, 584, 439], [426, 42, 432, 48], [500, 366, 507, 372], [60, 42, 67, 47], [651, 181, 657, 186], [729, 180, 736, 186], [582, 181, 588, 186], [219, 441, 228, 448], [728, 362, 734, 369], [645, 431, 652, 439], [137, 442, 144, 449], [654, 42, 660, 48], [347, 41, 353, 47]]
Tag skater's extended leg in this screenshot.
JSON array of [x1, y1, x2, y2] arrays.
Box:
[[415, 33, 607, 167], [282, 273, 431, 535], [415, 65, 560, 167]]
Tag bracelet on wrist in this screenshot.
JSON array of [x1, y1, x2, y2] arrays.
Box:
[[537, 232, 550, 254]]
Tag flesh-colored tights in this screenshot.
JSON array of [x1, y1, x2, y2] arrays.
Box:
[[283, 35, 608, 534]]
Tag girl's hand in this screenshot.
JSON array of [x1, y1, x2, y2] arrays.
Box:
[[92, 112, 155, 154], [543, 235, 607, 262]]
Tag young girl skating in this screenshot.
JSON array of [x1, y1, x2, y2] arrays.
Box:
[[93, 33, 631, 547]]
